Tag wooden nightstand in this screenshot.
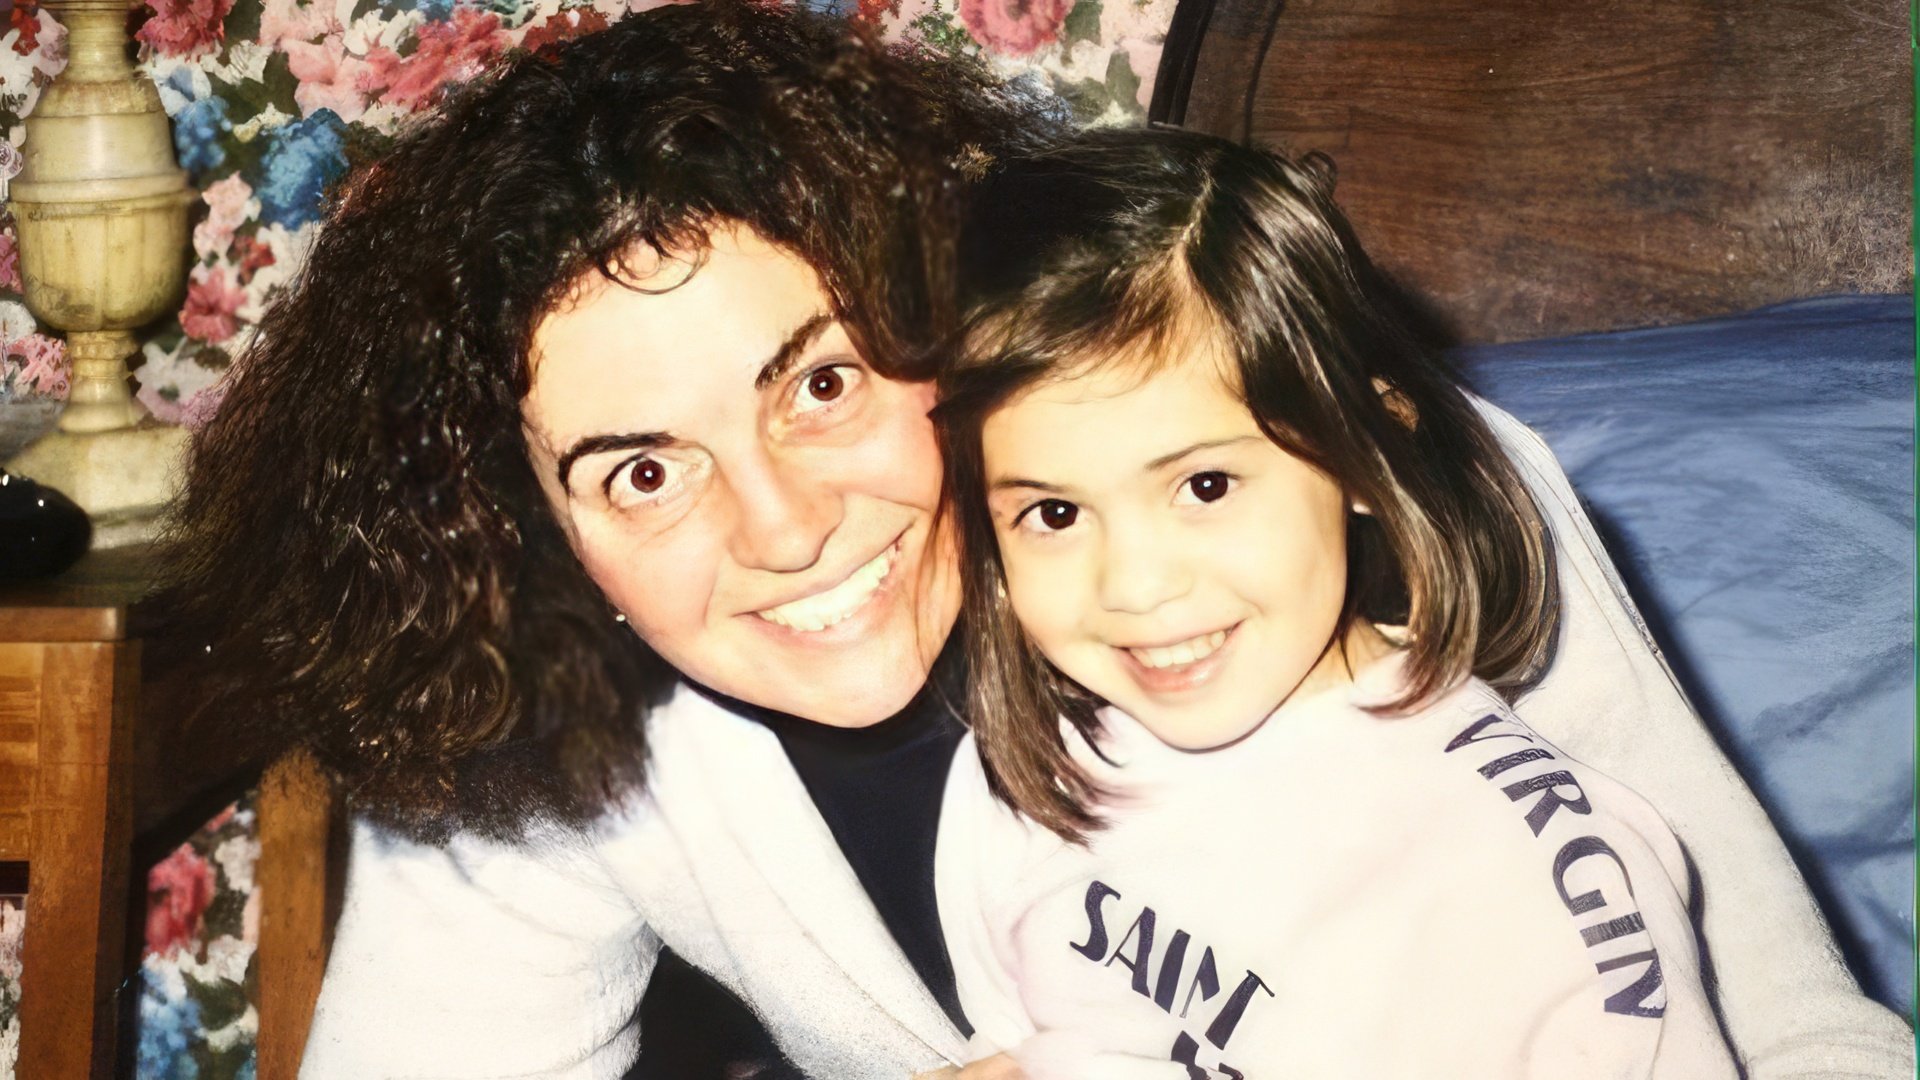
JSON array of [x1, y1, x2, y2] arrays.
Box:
[[0, 548, 143, 1079], [0, 549, 340, 1079]]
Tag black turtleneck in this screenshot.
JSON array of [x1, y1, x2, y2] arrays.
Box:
[[627, 645, 972, 1079]]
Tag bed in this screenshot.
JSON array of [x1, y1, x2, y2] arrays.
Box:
[[1456, 294, 1916, 1010], [1153, 0, 1915, 1012]]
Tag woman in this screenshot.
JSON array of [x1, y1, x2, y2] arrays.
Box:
[[154, 3, 1909, 1077]]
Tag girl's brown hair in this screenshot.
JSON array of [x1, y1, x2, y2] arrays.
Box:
[[936, 127, 1559, 842]]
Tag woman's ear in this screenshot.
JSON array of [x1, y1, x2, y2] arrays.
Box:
[[1371, 377, 1418, 430]]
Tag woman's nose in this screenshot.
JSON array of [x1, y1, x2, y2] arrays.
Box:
[[724, 450, 841, 573]]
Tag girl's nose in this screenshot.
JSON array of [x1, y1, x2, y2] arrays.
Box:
[[1095, 523, 1193, 615]]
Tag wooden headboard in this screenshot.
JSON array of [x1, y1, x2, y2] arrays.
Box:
[[1150, 0, 1912, 343]]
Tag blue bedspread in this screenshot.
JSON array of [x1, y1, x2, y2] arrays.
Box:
[[1454, 294, 1916, 1012]]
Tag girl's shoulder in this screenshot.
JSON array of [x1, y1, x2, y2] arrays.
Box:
[[1354, 672, 1699, 920], [936, 731, 1077, 924], [1298, 659, 1693, 889], [941, 731, 1058, 845]]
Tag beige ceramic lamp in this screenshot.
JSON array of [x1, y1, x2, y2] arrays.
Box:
[[6, 0, 197, 544]]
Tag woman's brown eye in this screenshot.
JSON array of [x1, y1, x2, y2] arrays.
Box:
[[806, 368, 844, 403], [629, 459, 666, 493]]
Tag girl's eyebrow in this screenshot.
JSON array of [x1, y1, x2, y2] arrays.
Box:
[[987, 436, 1262, 495], [989, 476, 1068, 494], [1144, 435, 1263, 472]]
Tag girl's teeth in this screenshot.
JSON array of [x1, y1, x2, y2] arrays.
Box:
[[757, 545, 896, 631], [1129, 629, 1229, 670]]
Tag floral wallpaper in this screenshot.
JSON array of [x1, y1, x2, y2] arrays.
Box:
[[0, 0, 1173, 1074], [0, 901, 19, 1071], [0, 0, 1172, 421], [137, 800, 261, 1080]]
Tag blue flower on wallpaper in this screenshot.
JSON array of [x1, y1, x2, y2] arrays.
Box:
[[256, 109, 350, 230], [172, 95, 231, 176], [799, 0, 858, 16], [161, 67, 199, 105], [136, 982, 204, 1080], [381, 0, 453, 20]]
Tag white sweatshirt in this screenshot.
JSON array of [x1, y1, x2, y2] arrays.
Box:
[[938, 660, 1741, 1080], [299, 401, 1914, 1079]]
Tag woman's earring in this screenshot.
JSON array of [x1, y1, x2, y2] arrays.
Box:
[[1351, 500, 1373, 516]]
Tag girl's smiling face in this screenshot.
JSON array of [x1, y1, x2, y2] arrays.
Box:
[[982, 347, 1358, 749]]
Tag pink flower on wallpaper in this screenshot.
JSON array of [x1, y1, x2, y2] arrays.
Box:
[[0, 228, 18, 293], [178, 378, 229, 429], [241, 888, 261, 945], [229, 231, 277, 284], [957, 0, 1072, 57], [1118, 41, 1157, 112], [10, 333, 68, 398], [285, 35, 378, 123], [136, 0, 235, 59], [871, 0, 934, 41], [145, 846, 215, 956], [179, 265, 246, 344], [365, 8, 505, 112], [8, 3, 43, 56], [192, 174, 258, 260], [512, 7, 610, 53], [258, 0, 340, 52]]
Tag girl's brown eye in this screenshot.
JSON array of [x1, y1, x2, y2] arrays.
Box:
[[806, 368, 844, 403], [1188, 471, 1230, 503], [1038, 500, 1078, 530], [629, 459, 666, 493]]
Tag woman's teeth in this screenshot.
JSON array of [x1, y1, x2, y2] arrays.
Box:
[[1128, 629, 1230, 670], [756, 544, 897, 632]]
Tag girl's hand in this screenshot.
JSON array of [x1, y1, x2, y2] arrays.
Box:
[[956, 1054, 1025, 1080], [910, 1053, 1026, 1080]]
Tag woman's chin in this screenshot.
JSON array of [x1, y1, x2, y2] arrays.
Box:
[[692, 622, 941, 727]]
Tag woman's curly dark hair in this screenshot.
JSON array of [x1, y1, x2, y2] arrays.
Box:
[[149, 0, 1062, 842]]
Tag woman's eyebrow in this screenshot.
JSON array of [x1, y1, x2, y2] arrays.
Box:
[[753, 312, 836, 390], [557, 432, 672, 491], [551, 313, 835, 492]]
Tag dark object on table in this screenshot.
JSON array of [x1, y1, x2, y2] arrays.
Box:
[[0, 470, 91, 579]]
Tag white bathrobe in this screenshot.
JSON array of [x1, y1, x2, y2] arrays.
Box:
[[298, 403, 1914, 1079]]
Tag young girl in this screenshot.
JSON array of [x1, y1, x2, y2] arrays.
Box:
[[932, 128, 1740, 1079]]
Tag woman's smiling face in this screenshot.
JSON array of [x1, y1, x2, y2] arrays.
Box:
[[521, 225, 960, 727]]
